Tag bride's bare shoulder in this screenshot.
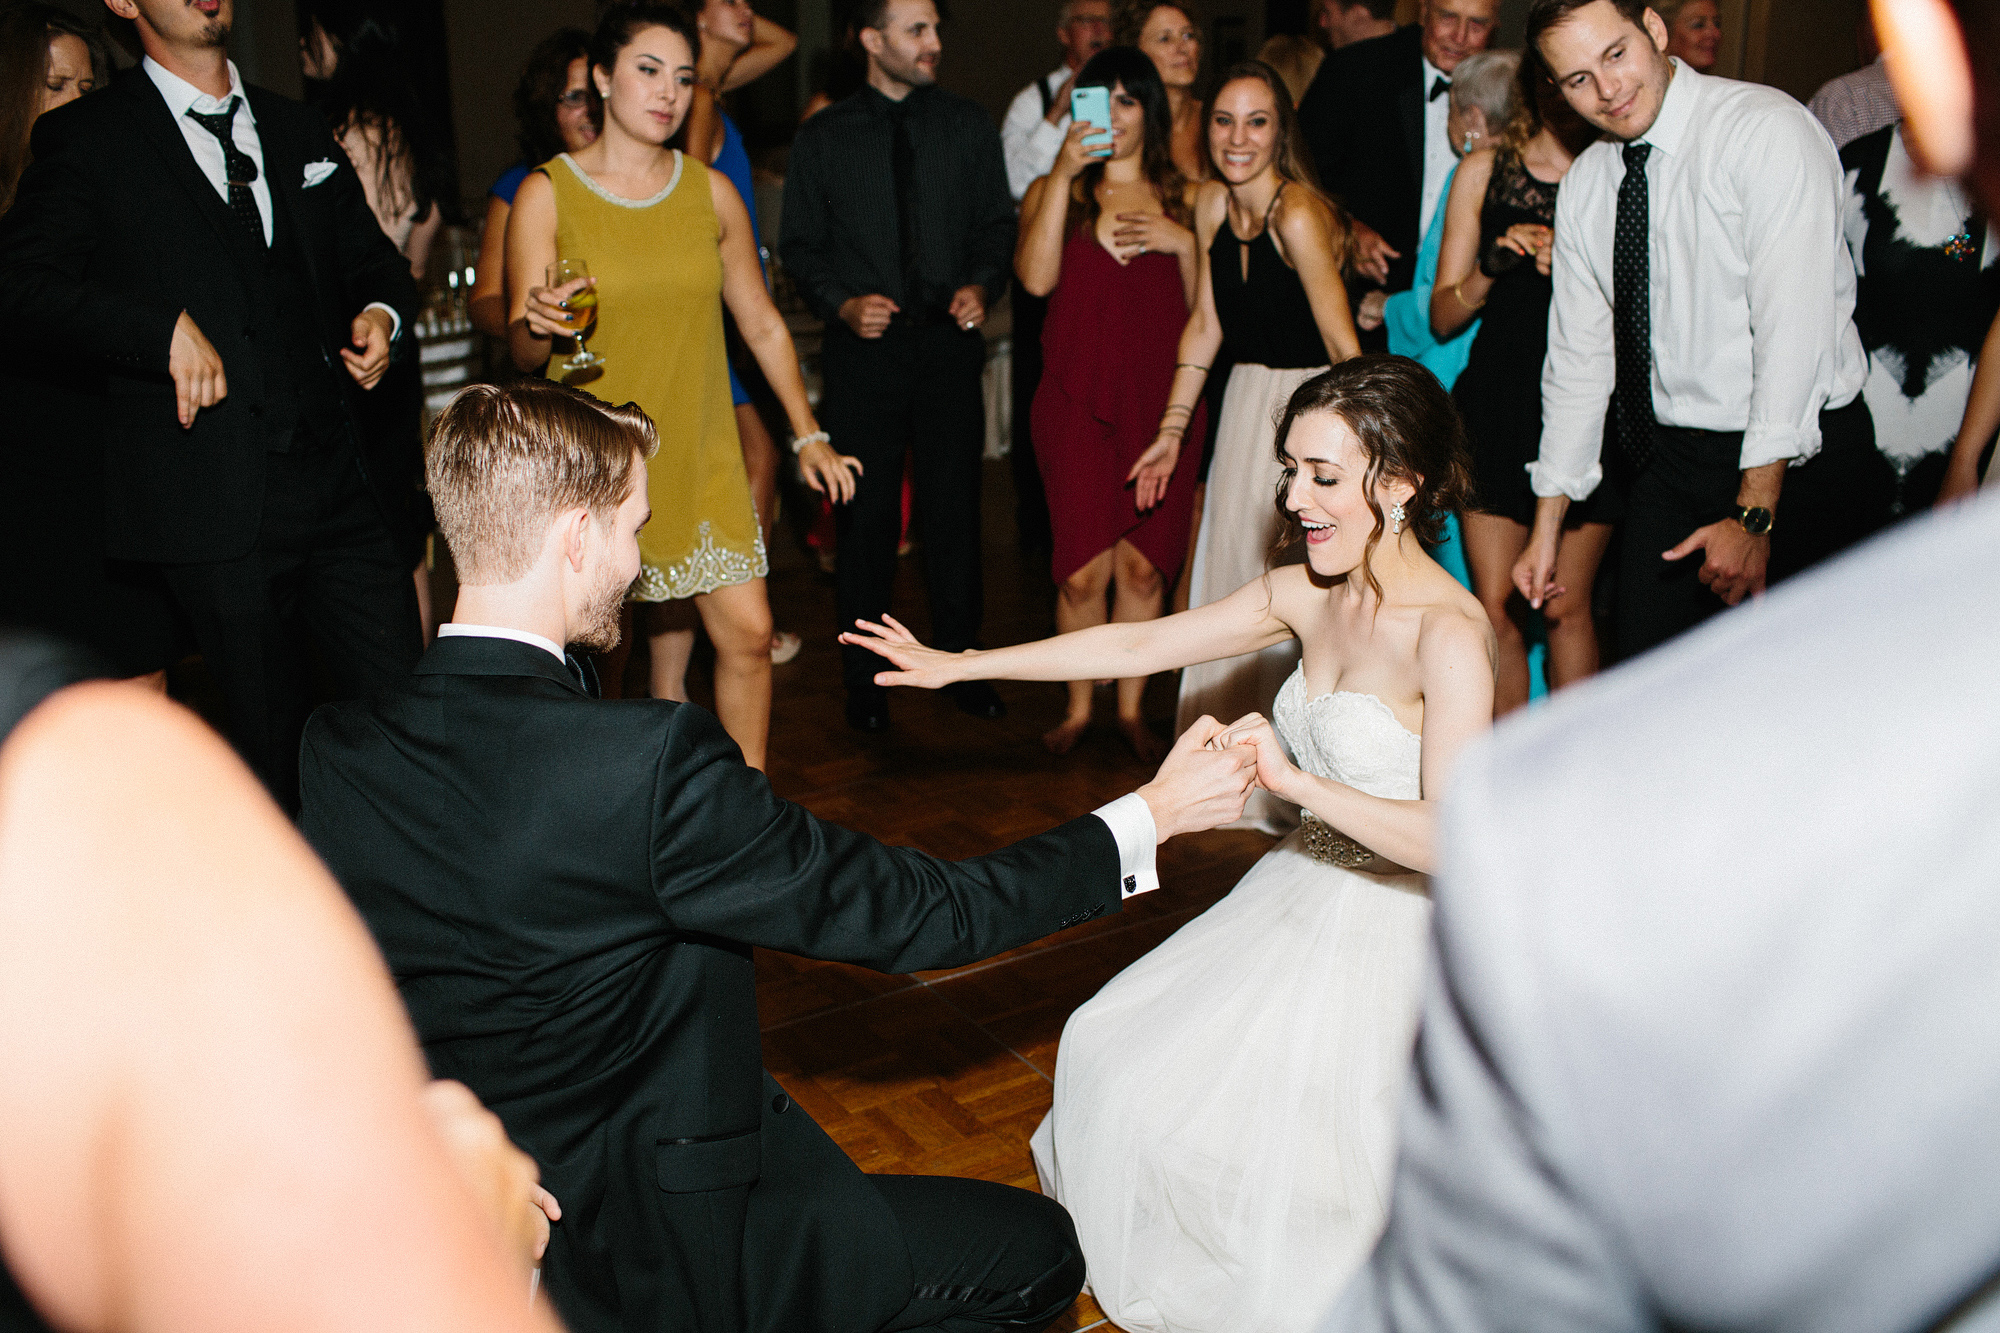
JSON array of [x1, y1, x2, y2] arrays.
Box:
[[1416, 590, 1498, 681]]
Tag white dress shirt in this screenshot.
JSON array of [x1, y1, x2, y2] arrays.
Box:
[[439, 622, 1164, 898], [1418, 56, 1455, 239], [1535, 61, 1867, 501], [142, 56, 402, 339], [1002, 65, 1074, 202]]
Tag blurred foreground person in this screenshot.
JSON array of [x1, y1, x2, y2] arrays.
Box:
[[0, 633, 559, 1333], [1319, 0, 2000, 1325]]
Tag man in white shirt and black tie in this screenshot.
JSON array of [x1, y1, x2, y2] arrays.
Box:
[[1515, 0, 1879, 658]]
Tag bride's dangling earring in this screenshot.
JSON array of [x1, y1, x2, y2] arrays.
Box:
[[1390, 502, 1406, 536]]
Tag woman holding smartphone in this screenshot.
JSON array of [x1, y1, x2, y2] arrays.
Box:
[[1016, 46, 1200, 761], [506, 2, 857, 770], [1165, 59, 1360, 828]]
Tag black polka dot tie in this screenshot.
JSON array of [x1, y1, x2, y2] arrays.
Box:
[[1613, 141, 1655, 471], [184, 97, 266, 247]]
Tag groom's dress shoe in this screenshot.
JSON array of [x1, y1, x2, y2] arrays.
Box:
[[946, 681, 1007, 720], [845, 688, 892, 733]]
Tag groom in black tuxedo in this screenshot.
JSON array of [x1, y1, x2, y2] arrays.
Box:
[[299, 380, 1259, 1333], [0, 0, 420, 810]]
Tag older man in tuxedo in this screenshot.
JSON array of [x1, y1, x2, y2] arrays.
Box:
[[0, 0, 420, 810], [299, 379, 1259, 1333], [1318, 0, 2000, 1326], [1297, 0, 1497, 345]]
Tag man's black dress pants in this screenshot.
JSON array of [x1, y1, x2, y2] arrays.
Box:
[[1615, 396, 1886, 659], [160, 437, 420, 811], [822, 320, 988, 694]]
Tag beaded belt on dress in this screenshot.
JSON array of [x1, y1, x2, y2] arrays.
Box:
[[1298, 810, 1374, 868]]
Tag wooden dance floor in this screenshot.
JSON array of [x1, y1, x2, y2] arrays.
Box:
[[750, 462, 1273, 1331]]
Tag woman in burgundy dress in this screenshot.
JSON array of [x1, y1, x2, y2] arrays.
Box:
[[1016, 45, 1202, 760]]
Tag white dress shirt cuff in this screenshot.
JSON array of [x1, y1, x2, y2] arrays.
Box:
[[1028, 117, 1068, 157], [1092, 792, 1160, 898], [1739, 422, 1819, 472], [362, 301, 403, 342], [1527, 457, 1603, 501]]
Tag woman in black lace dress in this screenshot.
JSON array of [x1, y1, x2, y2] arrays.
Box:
[[1433, 53, 1607, 716]]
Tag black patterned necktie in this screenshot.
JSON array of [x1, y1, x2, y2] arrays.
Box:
[[184, 96, 265, 247], [1612, 141, 1655, 471], [888, 98, 922, 316]]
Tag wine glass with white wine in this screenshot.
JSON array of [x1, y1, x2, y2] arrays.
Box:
[[547, 258, 602, 371]]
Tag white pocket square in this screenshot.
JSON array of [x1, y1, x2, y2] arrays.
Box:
[[302, 159, 337, 188]]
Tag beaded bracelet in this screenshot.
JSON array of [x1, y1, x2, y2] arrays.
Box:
[[791, 430, 831, 456]]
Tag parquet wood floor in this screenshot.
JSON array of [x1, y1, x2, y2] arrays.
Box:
[[747, 462, 1274, 1332]]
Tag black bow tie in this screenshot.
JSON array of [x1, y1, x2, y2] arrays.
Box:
[[1429, 76, 1451, 102]]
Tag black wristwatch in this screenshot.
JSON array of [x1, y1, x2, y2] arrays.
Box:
[[1733, 504, 1774, 536]]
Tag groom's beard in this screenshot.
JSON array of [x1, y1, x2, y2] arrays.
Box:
[[573, 569, 629, 653]]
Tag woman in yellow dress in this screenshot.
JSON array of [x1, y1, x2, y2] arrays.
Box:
[[505, 1, 857, 770]]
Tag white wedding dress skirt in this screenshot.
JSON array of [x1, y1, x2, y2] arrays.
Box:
[[1032, 670, 1432, 1333]]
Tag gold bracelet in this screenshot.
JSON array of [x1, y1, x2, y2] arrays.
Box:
[[1452, 278, 1486, 312]]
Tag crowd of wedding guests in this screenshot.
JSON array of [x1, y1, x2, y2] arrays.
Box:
[[2, 0, 2000, 1330]]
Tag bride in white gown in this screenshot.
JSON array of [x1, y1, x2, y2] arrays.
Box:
[[843, 356, 1495, 1332]]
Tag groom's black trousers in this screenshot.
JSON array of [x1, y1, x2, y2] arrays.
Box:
[[873, 1175, 1086, 1332]]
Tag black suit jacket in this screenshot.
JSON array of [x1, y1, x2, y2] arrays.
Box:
[[0, 68, 418, 564], [1298, 25, 1428, 295], [298, 637, 1124, 1333]]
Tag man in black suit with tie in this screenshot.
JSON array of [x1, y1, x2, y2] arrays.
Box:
[[0, 0, 420, 810], [299, 379, 1260, 1333], [1297, 0, 1497, 347]]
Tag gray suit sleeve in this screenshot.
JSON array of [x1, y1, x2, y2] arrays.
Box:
[[1321, 747, 1649, 1333]]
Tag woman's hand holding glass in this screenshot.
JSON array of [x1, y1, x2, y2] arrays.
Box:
[[837, 614, 972, 689], [796, 437, 864, 504], [523, 274, 595, 342]]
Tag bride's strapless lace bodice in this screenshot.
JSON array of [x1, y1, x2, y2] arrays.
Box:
[[1273, 666, 1423, 801]]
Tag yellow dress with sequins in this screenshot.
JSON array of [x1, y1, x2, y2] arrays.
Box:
[[541, 150, 765, 600]]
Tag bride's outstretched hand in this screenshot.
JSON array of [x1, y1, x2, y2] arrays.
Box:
[[837, 614, 967, 689], [1211, 713, 1300, 798]]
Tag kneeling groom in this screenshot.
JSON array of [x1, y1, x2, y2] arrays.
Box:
[[299, 380, 1258, 1333]]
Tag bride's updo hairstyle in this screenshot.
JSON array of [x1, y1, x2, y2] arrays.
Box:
[[1270, 355, 1473, 598]]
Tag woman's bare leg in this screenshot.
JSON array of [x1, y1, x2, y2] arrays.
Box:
[[736, 402, 800, 663], [1461, 511, 1534, 717], [1047, 548, 1115, 754], [1543, 521, 1613, 691], [1110, 539, 1167, 762], [694, 578, 774, 770], [644, 597, 702, 705]]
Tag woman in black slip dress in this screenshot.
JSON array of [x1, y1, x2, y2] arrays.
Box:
[[1433, 54, 1611, 717], [1152, 59, 1360, 830]]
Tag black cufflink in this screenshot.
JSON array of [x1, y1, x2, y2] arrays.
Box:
[[1123, 875, 1137, 893]]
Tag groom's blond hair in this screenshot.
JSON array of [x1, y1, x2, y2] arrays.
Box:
[[425, 380, 658, 585]]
